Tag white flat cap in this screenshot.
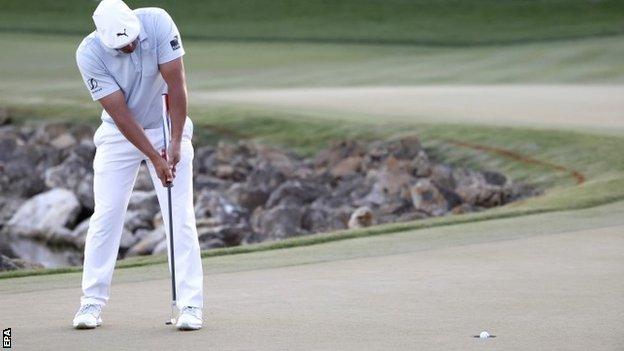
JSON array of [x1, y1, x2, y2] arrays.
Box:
[[92, 0, 140, 49]]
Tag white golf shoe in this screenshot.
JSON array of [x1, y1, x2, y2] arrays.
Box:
[[176, 306, 202, 331], [72, 304, 103, 329]]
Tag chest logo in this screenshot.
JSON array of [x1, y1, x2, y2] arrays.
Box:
[[117, 28, 129, 37]]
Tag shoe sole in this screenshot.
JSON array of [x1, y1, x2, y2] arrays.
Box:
[[176, 322, 202, 331], [74, 322, 97, 329], [73, 319, 102, 330]]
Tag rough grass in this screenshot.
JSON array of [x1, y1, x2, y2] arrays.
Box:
[[1, 0, 623, 45]]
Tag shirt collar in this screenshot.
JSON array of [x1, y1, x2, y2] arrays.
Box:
[[139, 24, 148, 42]]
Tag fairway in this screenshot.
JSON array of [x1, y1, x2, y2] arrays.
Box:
[[2, 33, 624, 121], [199, 85, 624, 134]]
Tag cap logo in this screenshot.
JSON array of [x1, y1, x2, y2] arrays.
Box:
[[116, 28, 129, 37]]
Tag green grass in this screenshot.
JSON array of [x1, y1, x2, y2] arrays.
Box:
[[2, 32, 624, 122], [1, 0, 623, 45], [1, 4, 624, 279]]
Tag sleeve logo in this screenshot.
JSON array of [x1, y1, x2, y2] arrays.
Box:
[[88, 78, 102, 93], [170, 35, 181, 50]]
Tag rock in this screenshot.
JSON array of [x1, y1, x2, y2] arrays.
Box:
[[197, 224, 248, 247], [216, 141, 251, 163], [251, 205, 306, 241], [133, 228, 152, 241], [133, 163, 154, 191], [332, 174, 371, 203], [194, 145, 216, 174], [411, 150, 432, 177], [246, 165, 286, 193], [314, 140, 365, 169], [265, 180, 327, 208], [361, 156, 413, 205], [377, 198, 414, 216], [7, 188, 81, 238], [199, 237, 226, 250], [194, 174, 230, 192], [436, 185, 463, 210], [0, 196, 25, 224], [456, 184, 510, 208], [128, 190, 159, 214], [124, 210, 154, 233], [410, 179, 448, 216], [0, 107, 11, 126], [44, 143, 95, 209], [392, 136, 422, 160], [195, 189, 248, 226], [119, 228, 139, 250], [32, 123, 71, 144], [151, 239, 168, 255], [0, 130, 61, 197], [49, 132, 77, 149], [0, 254, 19, 271], [46, 226, 75, 245], [451, 203, 477, 215], [253, 144, 300, 175], [430, 164, 455, 190], [70, 218, 91, 249], [70, 124, 96, 145], [453, 168, 511, 208], [125, 190, 159, 233], [301, 206, 349, 233], [348, 206, 374, 229], [215, 164, 236, 179], [226, 183, 269, 211], [0, 254, 44, 271], [125, 227, 165, 256], [330, 156, 363, 178], [385, 136, 423, 160], [482, 170, 507, 186]]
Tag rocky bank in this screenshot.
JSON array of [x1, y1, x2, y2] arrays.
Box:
[[0, 119, 536, 270]]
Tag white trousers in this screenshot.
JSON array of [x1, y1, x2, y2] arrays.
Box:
[[80, 117, 203, 309]]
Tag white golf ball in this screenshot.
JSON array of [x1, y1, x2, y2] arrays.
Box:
[[479, 331, 490, 339]]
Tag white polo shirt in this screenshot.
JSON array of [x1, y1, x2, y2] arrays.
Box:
[[76, 7, 185, 129]]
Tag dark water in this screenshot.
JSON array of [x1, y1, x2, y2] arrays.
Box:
[[0, 234, 83, 268]]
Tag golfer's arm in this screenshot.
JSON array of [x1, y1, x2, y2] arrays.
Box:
[[159, 57, 187, 143], [99, 91, 161, 161]]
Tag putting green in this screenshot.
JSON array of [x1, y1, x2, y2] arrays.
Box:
[[1, 200, 623, 349]]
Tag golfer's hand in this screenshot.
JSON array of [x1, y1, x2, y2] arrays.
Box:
[[168, 139, 181, 175], [152, 155, 174, 187]]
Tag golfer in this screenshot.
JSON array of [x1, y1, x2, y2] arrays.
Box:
[[73, 0, 203, 330]]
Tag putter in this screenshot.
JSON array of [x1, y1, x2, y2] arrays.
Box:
[[161, 93, 177, 326]]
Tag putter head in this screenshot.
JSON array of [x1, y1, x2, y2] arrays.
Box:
[[165, 318, 176, 325]]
